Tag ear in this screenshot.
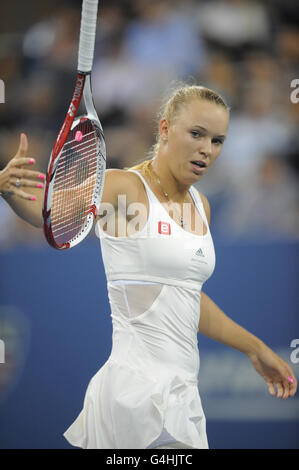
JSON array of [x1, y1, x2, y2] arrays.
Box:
[[159, 118, 169, 143]]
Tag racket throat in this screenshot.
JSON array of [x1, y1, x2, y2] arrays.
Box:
[[82, 73, 101, 126], [68, 73, 86, 119]]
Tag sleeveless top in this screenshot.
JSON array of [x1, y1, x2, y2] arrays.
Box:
[[98, 169, 215, 288], [63, 169, 216, 449]]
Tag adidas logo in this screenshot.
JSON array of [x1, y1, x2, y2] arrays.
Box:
[[195, 248, 205, 257]]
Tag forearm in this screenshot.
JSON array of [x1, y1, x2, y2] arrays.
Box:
[[198, 291, 263, 356], [2, 188, 43, 228]]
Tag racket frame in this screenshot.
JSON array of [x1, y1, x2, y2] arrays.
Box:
[[43, 72, 106, 250]]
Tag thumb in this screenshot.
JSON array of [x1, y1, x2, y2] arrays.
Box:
[[16, 133, 28, 158]]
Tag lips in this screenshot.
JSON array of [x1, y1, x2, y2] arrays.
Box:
[[190, 160, 207, 174], [191, 160, 206, 168]]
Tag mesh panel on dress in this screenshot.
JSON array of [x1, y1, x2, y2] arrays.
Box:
[[109, 280, 163, 319]]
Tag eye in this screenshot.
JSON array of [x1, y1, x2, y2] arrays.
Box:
[[212, 138, 224, 146], [190, 130, 202, 138]]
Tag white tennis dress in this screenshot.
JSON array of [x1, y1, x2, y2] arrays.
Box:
[[63, 169, 216, 449]]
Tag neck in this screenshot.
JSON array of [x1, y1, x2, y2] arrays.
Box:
[[150, 158, 190, 203]]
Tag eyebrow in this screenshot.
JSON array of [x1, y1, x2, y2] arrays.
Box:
[[193, 125, 226, 140]]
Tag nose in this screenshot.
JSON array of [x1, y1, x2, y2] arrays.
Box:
[[198, 136, 212, 158]]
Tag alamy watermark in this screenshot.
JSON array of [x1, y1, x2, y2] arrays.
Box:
[[290, 339, 299, 364], [290, 79, 299, 104], [98, 195, 206, 238], [0, 338, 5, 363], [0, 79, 4, 103]]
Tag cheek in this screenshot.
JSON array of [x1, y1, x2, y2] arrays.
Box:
[[169, 134, 189, 151], [181, 134, 196, 150], [212, 146, 223, 161]]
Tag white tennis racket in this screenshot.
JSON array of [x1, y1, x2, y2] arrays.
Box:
[[43, 0, 106, 250]]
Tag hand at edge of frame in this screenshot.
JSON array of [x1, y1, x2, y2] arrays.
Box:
[[247, 342, 297, 400], [0, 133, 45, 200]]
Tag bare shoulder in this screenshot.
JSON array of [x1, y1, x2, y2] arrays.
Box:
[[194, 188, 210, 225], [100, 168, 144, 209]]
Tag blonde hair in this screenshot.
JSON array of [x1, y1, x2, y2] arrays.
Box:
[[124, 84, 229, 179]]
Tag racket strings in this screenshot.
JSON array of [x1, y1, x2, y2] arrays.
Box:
[[52, 170, 94, 238], [59, 130, 96, 150], [54, 148, 97, 182], [51, 120, 98, 244], [54, 153, 97, 185], [52, 170, 94, 240]]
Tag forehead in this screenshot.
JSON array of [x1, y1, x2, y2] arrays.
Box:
[[175, 99, 229, 134]]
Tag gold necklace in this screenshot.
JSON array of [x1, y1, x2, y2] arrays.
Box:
[[149, 161, 187, 228]]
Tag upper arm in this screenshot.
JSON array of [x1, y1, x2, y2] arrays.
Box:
[[99, 169, 141, 213], [198, 191, 210, 226]]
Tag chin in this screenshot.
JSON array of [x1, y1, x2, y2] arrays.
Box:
[[183, 173, 202, 185]]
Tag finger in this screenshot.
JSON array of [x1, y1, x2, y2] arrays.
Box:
[[266, 381, 276, 397], [11, 177, 44, 189], [275, 382, 284, 399], [287, 375, 297, 398], [282, 379, 291, 400], [281, 376, 296, 400], [9, 168, 46, 181], [13, 157, 36, 167], [16, 133, 28, 159], [11, 189, 37, 201]]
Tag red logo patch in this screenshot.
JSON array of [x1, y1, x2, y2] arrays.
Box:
[[158, 221, 171, 235]]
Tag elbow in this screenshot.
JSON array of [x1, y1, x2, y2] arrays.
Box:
[[26, 214, 43, 229], [34, 220, 43, 229], [35, 214, 44, 229], [26, 220, 43, 230]]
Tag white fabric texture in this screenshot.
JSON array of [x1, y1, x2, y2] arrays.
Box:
[[63, 169, 216, 449], [153, 441, 196, 449]]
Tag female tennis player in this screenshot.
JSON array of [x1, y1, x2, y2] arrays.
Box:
[[0, 86, 297, 449]]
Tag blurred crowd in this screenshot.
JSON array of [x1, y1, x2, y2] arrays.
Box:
[[0, 0, 298, 247]]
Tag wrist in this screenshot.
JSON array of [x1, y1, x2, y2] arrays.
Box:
[[0, 171, 11, 198], [0, 190, 11, 198], [246, 336, 265, 358]]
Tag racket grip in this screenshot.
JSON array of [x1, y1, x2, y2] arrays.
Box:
[[78, 0, 99, 73]]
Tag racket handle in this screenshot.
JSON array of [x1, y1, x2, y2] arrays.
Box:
[[78, 0, 99, 73]]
